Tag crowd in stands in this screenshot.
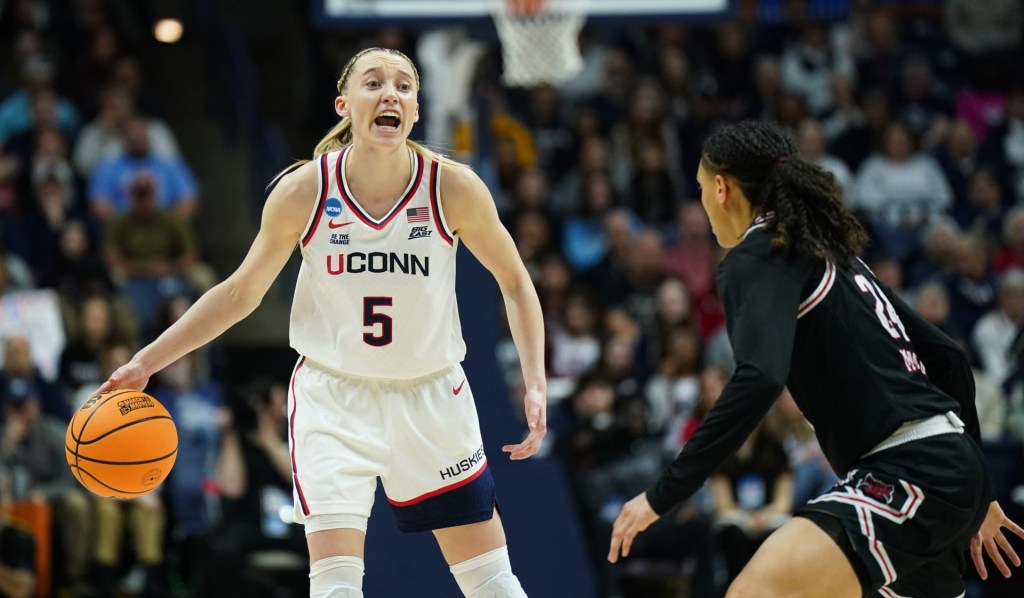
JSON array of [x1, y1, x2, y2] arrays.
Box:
[[0, 1, 254, 596], [0, 0, 1023, 597], [479, 0, 1024, 595]]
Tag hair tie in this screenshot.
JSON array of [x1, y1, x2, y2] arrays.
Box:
[[777, 156, 789, 164]]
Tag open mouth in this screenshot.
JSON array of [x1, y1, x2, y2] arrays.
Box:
[[374, 111, 401, 131]]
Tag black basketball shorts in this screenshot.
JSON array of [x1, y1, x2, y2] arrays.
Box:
[[795, 433, 990, 598]]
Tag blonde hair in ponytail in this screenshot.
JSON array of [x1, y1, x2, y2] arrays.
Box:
[[312, 118, 353, 158], [270, 47, 463, 187]]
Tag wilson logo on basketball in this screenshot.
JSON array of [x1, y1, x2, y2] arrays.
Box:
[[118, 396, 155, 415], [81, 395, 101, 409], [141, 468, 162, 486]]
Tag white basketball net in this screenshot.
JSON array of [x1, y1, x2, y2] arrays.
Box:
[[492, 0, 587, 87]]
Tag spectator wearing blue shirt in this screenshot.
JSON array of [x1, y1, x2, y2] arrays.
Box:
[[152, 353, 223, 590], [88, 117, 197, 222], [0, 57, 79, 145], [153, 353, 223, 538]]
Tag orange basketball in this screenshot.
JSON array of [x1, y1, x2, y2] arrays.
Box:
[[65, 389, 178, 499]]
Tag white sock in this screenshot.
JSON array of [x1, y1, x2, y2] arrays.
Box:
[[449, 546, 527, 597], [310, 556, 364, 598]]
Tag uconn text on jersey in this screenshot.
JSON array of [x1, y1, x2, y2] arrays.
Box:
[[325, 251, 430, 276]]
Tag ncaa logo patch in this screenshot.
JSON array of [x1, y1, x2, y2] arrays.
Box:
[[324, 197, 343, 218]]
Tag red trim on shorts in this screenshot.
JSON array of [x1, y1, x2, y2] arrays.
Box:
[[820, 487, 923, 521], [429, 161, 454, 246], [386, 460, 489, 507], [301, 154, 330, 248], [873, 537, 896, 584], [859, 505, 896, 584], [289, 357, 311, 516]]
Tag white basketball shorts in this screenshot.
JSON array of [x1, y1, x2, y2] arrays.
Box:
[[287, 357, 497, 532]]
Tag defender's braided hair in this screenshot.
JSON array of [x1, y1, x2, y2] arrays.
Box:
[[701, 120, 867, 263]]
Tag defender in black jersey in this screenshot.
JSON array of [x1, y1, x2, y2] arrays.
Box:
[[607, 121, 1024, 597]]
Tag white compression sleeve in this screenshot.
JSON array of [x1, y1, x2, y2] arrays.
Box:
[[310, 556, 364, 598], [449, 546, 527, 597]]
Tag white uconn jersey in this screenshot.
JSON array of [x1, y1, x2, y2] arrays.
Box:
[[289, 146, 465, 378]]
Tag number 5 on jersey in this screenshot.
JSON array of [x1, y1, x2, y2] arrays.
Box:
[[363, 297, 393, 346]]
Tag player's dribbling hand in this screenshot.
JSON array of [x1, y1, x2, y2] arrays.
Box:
[[96, 360, 151, 396], [971, 500, 1024, 580], [608, 492, 660, 563], [502, 387, 546, 460]]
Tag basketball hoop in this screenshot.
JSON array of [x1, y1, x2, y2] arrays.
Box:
[[492, 0, 587, 87]]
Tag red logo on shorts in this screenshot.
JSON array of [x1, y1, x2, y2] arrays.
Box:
[[453, 379, 466, 395], [857, 473, 895, 504]]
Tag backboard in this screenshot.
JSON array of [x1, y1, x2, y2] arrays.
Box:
[[314, 0, 733, 27]]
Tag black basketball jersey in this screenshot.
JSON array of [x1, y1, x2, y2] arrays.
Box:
[[646, 223, 988, 515]]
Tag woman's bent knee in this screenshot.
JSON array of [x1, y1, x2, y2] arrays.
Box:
[[726, 568, 774, 598]]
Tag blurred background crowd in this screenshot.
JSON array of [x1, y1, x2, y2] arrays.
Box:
[[0, 0, 1023, 597]]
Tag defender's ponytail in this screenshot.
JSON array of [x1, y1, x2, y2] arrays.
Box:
[[701, 121, 867, 263]]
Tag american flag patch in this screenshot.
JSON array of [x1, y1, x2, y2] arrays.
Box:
[[406, 207, 429, 223]]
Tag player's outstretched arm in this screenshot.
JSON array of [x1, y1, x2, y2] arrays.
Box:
[[99, 161, 320, 394], [441, 165, 547, 460], [972, 500, 1024, 580]]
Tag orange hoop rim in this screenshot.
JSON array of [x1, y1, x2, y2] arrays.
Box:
[[505, 0, 547, 17]]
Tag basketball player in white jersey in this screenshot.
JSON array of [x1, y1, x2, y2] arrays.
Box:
[[98, 47, 546, 598]]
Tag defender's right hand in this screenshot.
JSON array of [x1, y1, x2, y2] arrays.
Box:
[[972, 500, 1024, 580]]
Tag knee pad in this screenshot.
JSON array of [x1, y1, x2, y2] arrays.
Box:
[[314, 585, 362, 598], [450, 546, 527, 597], [304, 513, 369, 534], [469, 571, 527, 598], [310, 556, 364, 598]]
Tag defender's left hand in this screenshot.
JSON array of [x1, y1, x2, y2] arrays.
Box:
[[502, 388, 546, 460], [972, 500, 1024, 579]]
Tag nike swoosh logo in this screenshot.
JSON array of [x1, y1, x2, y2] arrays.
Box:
[[328, 220, 354, 229], [453, 379, 466, 395]]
